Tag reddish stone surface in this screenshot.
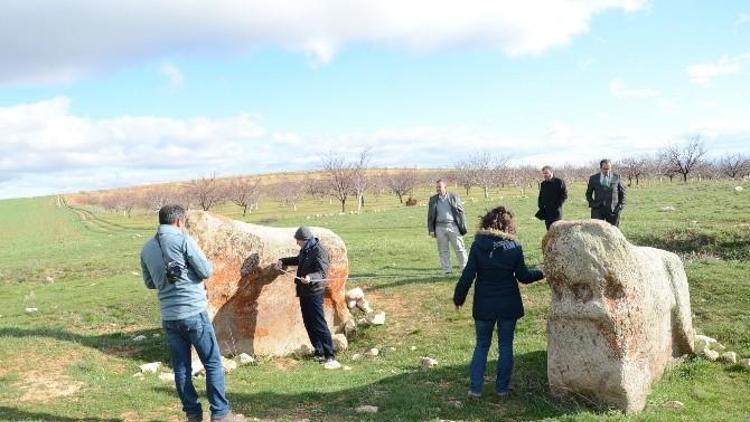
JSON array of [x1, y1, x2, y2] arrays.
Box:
[[187, 211, 350, 356]]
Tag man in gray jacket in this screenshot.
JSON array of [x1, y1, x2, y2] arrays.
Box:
[[585, 159, 626, 227], [141, 205, 240, 422], [427, 179, 468, 274]]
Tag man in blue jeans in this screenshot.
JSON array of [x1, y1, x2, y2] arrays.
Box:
[[141, 205, 241, 422]]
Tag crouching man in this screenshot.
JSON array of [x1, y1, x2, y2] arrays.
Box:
[[140, 205, 242, 422]]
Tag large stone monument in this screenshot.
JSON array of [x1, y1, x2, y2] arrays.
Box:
[[543, 220, 694, 413], [186, 210, 350, 356]]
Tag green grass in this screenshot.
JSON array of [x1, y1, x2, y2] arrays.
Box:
[[0, 180, 749, 421]]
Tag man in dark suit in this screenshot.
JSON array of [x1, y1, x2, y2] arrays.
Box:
[[536, 165, 568, 231], [586, 159, 626, 227]]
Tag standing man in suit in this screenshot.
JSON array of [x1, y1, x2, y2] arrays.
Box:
[[536, 165, 568, 230], [427, 179, 468, 275], [586, 159, 626, 227]]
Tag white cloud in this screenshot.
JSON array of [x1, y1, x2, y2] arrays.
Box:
[[735, 12, 750, 27], [686, 54, 749, 85], [0, 0, 649, 85], [609, 78, 659, 99], [5, 96, 747, 200], [160, 63, 184, 90]]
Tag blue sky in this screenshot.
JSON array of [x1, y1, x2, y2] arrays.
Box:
[[0, 0, 749, 199]]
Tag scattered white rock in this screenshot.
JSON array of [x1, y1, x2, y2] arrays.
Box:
[[662, 400, 685, 409], [191, 360, 205, 376], [343, 365, 352, 371], [420, 357, 438, 371], [297, 343, 315, 355], [357, 317, 369, 326], [351, 353, 362, 361], [659, 206, 676, 212], [140, 362, 162, 374], [45, 276, 55, 283], [366, 311, 386, 326], [365, 348, 379, 357], [158, 372, 175, 383], [221, 357, 238, 373], [356, 298, 373, 314], [346, 288, 365, 301], [333, 334, 348, 352], [712, 343, 727, 353], [735, 186, 744, 193], [132, 372, 144, 379], [739, 358, 750, 368], [704, 349, 719, 361], [721, 352, 737, 364], [410, 346, 417, 351], [132, 335, 147, 343], [235, 353, 255, 366], [24, 307, 38, 314], [694, 335, 717, 353], [355, 405, 379, 414], [347, 299, 357, 310], [152, 333, 160, 338], [447, 400, 463, 409], [130, 271, 140, 276]]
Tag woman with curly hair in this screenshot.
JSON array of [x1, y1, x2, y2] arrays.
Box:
[[453, 206, 544, 399]]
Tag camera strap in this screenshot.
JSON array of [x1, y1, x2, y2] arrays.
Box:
[[154, 232, 171, 267]]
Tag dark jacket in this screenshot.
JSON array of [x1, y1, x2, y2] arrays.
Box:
[[585, 173, 626, 213], [537, 177, 568, 220], [427, 192, 467, 235], [280, 238, 329, 297], [453, 230, 544, 321]]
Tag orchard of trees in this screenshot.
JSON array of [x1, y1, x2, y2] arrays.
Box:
[[74, 138, 748, 217]]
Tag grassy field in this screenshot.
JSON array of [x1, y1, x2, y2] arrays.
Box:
[[0, 180, 749, 421]]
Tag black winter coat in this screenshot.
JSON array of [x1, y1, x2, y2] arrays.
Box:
[[280, 238, 330, 297], [453, 230, 544, 321], [537, 177, 568, 220]]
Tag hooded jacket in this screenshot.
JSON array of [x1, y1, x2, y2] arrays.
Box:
[[453, 229, 544, 320], [280, 237, 330, 297]]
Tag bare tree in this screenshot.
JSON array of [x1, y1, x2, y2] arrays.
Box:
[[189, 174, 224, 211], [456, 152, 510, 199], [228, 178, 262, 216], [143, 186, 179, 212], [351, 149, 373, 213], [662, 136, 707, 183], [452, 161, 476, 195], [303, 177, 329, 201], [718, 153, 750, 179], [320, 153, 355, 212], [618, 155, 648, 187], [385, 169, 419, 203], [276, 180, 303, 212]]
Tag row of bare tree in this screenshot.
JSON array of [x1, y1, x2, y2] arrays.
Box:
[[75, 138, 747, 216]]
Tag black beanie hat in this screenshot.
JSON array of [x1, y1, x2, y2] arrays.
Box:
[[294, 226, 313, 240]]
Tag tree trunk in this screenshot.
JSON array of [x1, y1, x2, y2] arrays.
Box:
[[340, 199, 346, 212], [483, 186, 489, 199]]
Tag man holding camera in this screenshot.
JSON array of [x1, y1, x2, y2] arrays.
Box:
[[140, 205, 240, 422]]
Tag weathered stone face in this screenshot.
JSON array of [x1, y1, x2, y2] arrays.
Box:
[[543, 220, 694, 413], [186, 210, 350, 356]]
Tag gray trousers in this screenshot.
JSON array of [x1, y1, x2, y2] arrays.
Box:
[[435, 223, 467, 273]]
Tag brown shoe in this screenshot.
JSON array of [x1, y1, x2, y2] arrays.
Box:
[[186, 414, 203, 422]]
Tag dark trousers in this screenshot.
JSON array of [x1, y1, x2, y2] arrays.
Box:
[[299, 294, 335, 359], [591, 207, 621, 227], [544, 217, 561, 231]]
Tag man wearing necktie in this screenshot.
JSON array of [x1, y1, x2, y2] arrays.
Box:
[[586, 159, 626, 227]]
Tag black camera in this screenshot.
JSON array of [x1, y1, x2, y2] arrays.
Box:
[[166, 260, 183, 283]]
